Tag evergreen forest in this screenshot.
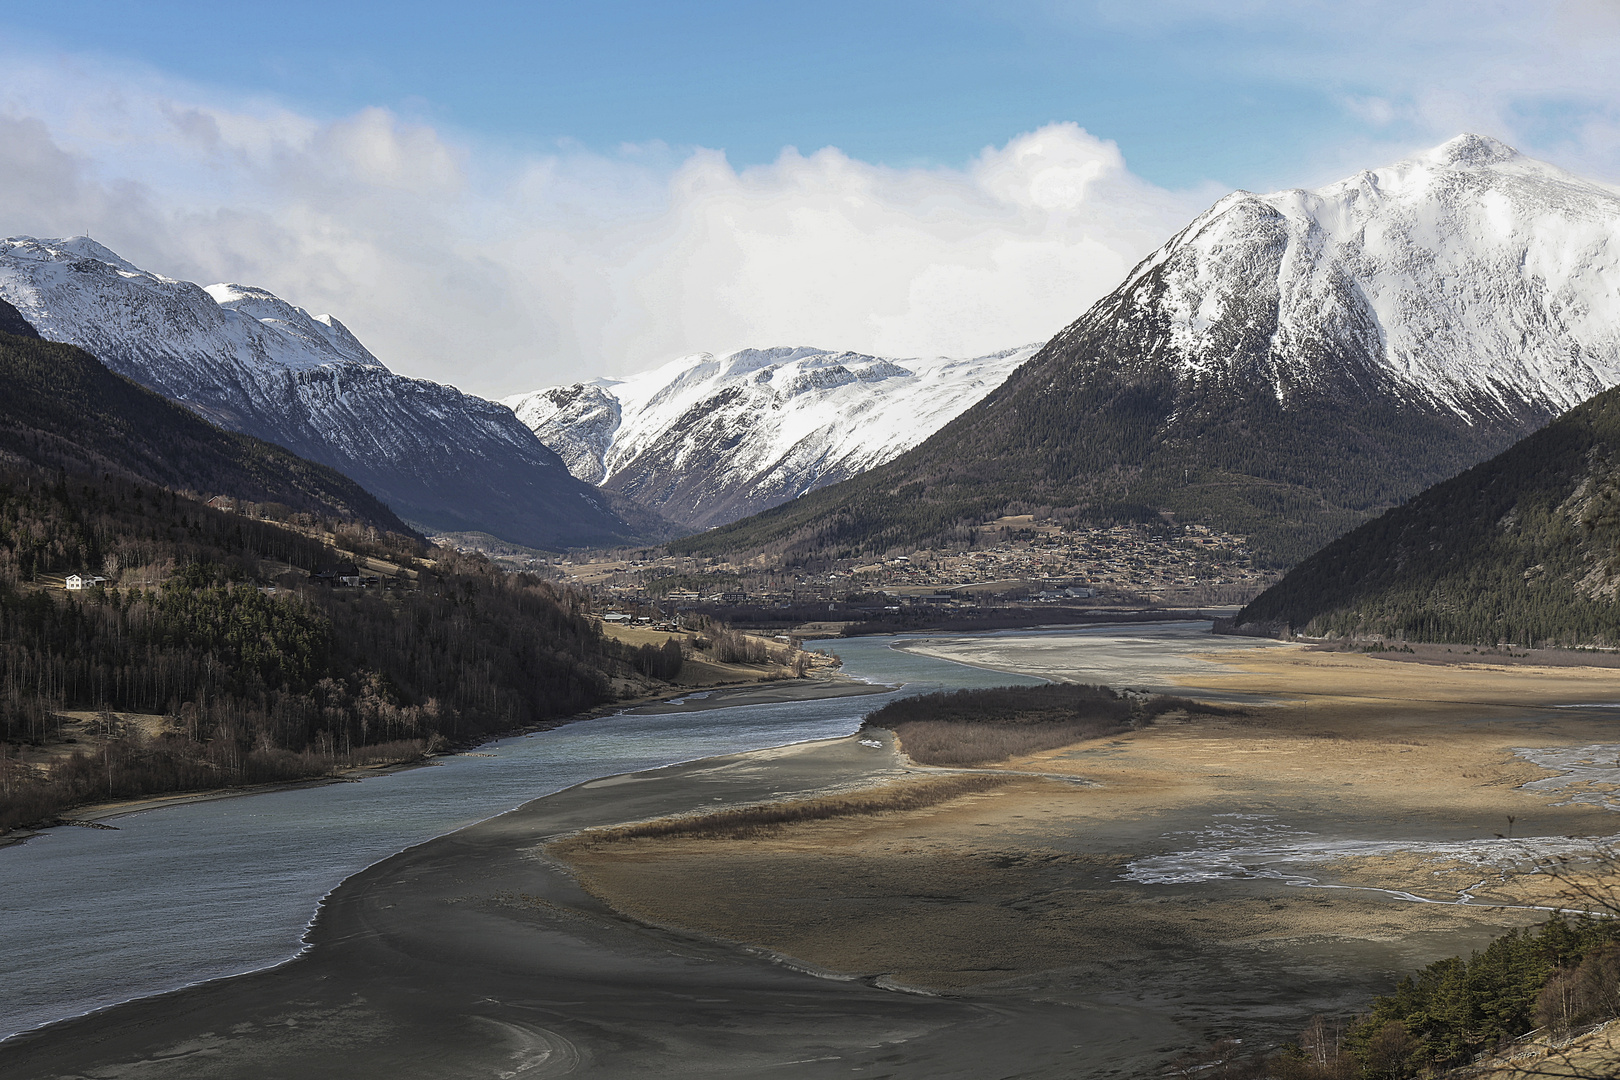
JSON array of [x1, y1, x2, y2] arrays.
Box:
[[1236, 383, 1620, 646], [0, 463, 679, 832]]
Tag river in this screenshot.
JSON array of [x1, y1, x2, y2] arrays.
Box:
[[0, 622, 1246, 1042]]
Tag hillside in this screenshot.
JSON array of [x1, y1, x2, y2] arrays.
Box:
[[672, 136, 1620, 567], [0, 458, 684, 832], [0, 305, 410, 534], [1233, 382, 1620, 645], [0, 237, 637, 549], [506, 344, 1037, 530]]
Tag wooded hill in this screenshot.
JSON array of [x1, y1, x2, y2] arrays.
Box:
[[0, 460, 680, 831], [0, 300, 410, 535], [669, 265, 1536, 569], [1234, 383, 1620, 646]]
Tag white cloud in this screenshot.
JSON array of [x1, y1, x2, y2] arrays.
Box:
[[1073, 0, 1620, 186], [0, 54, 1208, 397], [9, 3, 1615, 400]]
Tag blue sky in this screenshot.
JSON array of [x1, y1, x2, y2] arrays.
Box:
[[0, 2, 1616, 393], [0, 0, 1520, 189]]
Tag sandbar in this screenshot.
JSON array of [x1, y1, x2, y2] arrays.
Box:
[[550, 636, 1620, 1072]]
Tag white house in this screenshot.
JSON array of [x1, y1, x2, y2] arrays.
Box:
[[65, 574, 108, 590]]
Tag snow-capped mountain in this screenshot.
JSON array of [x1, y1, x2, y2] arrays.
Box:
[[1075, 132, 1620, 418], [680, 135, 1620, 565], [0, 237, 633, 549], [504, 344, 1038, 529]]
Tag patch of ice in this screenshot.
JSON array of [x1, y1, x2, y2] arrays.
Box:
[[1514, 744, 1620, 810], [1123, 812, 1616, 908]]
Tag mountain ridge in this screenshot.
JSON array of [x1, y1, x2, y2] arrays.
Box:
[[505, 343, 1038, 530], [0, 237, 637, 550], [670, 135, 1620, 566], [0, 299, 413, 534]]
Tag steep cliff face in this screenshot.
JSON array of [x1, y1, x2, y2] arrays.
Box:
[[0, 237, 635, 549], [506, 344, 1038, 529]]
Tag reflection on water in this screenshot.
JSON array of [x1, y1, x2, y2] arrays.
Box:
[[0, 631, 1043, 1040]]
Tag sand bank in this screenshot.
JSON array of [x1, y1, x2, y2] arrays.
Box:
[[0, 734, 1179, 1079], [622, 675, 894, 714], [550, 641, 1620, 1072]]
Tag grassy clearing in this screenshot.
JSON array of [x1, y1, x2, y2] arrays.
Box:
[[569, 774, 1014, 844]]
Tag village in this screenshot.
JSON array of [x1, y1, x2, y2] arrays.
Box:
[[554, 516, 1274, 619]]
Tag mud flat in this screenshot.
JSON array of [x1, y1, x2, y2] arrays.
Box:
[[0, 734, 1186, 1079], [551, 639, 1620, 1072], [9, 632, 1620, 1077]]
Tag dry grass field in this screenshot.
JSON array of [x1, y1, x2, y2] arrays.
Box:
[[549, 643, 1620, 1064]]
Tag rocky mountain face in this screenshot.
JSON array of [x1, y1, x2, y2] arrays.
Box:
[[0, 298, 411, 533], [675, 135, 1620, 565], [505, 344, 1038, 530], [1234, 382, 1620, 646], [0, 238, 634, 550]]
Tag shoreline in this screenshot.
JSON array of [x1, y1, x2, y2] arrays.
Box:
[[0, 670, 889, 850], [11, 622, 1620, 1074], [0, 731, 1141, 1079]]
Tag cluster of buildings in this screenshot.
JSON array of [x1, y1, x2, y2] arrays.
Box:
[[563, 521, 1269, 611]]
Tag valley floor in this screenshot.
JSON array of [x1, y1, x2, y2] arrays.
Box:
[[551, 642, 1620, 1071], [10, 638, 1620, 1077]]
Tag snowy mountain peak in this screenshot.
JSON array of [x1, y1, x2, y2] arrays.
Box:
[[505, 342, 1038, 529], [51, 236, 145, 273], [1096, 134, 1620, 419], [0, 236, 390, 377], [1425, 132, 1520, 168], [0, 237, 634, 548]]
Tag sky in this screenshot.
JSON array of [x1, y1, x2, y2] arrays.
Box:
[[0, 1, 1617, 397]]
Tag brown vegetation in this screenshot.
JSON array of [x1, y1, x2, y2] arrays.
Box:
[[566, 773, 1014, 844], [861, 683, 1237, 766]]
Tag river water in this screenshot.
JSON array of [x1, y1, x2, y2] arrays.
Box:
[[1, 621, 1288, 1042], [3, 630, 1071, 1041]]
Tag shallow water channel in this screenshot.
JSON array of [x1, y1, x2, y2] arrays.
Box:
[[0, 629, 1082, 1041]]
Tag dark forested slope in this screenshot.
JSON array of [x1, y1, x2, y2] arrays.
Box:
[[1234, 384, 1620, 645], [0, 302, 410, 534], [0, 461, 679, 830]]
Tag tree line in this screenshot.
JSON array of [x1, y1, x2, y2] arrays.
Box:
[[0, 462, 682, 831], [1237, 385, 1620, 647]]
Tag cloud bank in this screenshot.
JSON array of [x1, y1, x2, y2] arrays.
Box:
[[4, 2, 1617, 397], [0, 55, 1205, 396]]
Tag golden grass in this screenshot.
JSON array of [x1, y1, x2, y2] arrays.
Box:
[[568, 773, 1014, 844]]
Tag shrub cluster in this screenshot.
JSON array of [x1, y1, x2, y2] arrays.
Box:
[[861, 683, 1234, 766]]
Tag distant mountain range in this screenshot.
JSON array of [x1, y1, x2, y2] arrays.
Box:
[[1233, 381, 1620, 646], [0, 298, 409, 533], [0, 237, 636, 550], [505, 344, 1037, 530], [674, 135, 1620, 565]]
